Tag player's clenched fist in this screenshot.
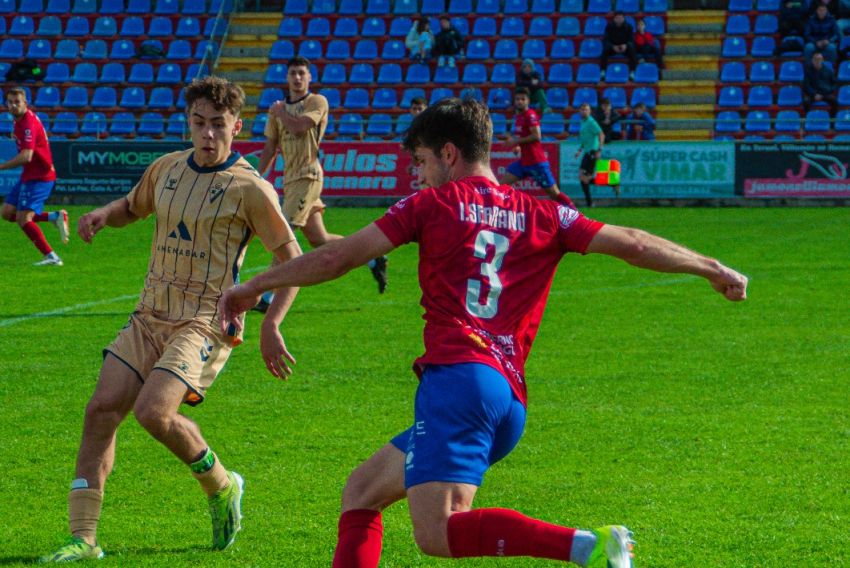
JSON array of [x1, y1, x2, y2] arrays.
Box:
[[77, 209, 108, 243]]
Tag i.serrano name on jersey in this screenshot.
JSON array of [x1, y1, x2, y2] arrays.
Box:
[[458, 203, 526, 232]]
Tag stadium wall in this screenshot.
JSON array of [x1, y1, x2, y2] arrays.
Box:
[[2, 139, 848, 206]]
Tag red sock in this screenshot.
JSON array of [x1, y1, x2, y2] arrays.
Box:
[[332, 509, 383, 568], [447, 508, 574, 561], [22, 221, 52, 255], [33, 212, 49, 222]]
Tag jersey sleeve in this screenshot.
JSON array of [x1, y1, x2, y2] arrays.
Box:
[[16, 114, 37, 149], [126, 154, 168, 219], [263, 111, 279, 140], [589, 118, 603, 136], [373, 188, 433, 246], [301, 95, 328, 127], [554, 205, 604, 254], [242, 175, 296, 252], [527, 111, 541, 127]]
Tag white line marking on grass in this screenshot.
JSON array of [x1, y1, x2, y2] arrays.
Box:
[[0, 294, 139, 328]]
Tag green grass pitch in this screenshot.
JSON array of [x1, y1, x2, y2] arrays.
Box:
[[0, 205, 847, 567]]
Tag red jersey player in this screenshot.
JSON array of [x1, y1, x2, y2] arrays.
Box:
[[0, 87, 68, 266], [219, 98, 748, 568]]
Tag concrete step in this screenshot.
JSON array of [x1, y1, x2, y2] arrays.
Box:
[[231, 13, 282, 26], [659, 79, 716, 96], [230, 25, 278, 37], [660, 93, 715, 104], [657, 129, 712, 140], [665, 54, 718, 70], [667, 22, 724, 33], [666, 9, 725, 25], [662, 68, 718, 80], [657, 118, 712, 130], [216, 69, 265, 82], [221, 46, 270, 57], [664, 43, 721, 56], [656, 103, 715, 119]]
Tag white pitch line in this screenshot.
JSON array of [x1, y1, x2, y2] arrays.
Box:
[[0, 294, 138, 328]]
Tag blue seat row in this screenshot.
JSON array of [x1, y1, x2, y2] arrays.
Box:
[[728, 0, 780, 11], [0, 0, 229, 14], [720, 60, 850, 83], [40, 61, 209, 84], [4, 15, 211, 38], [33, 85, 188, 110], [715, 110, 850, 133], [29, 110, 188, 138], [725, 13, 778, 35], [2, 38, 215, 61], [281, 0, 666, 16]]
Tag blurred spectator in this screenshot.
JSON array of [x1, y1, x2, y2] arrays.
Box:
[[634, 18, 664, 69], [409, 97, 427, 117], [624, 103, 655, 140], [804, 4, 839, 64], [803, 52, 838, 115], [808, 0, 839, 17], [434, 16, 464, 68], [516, 59, 550, 114], [405, 17, 435, 62], [601, 12, 638, 78], [779, 0, 808, 52], [593, 98, 623, 142]]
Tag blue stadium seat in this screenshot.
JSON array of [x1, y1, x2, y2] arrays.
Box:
[[81, 112, 108, 137], [282, 0, 306, 12], [374, 63, 400, 84], [422, 0, 445, 13], [491, 63, 516, 83], [166, 39, 192, 60], [778, 61, 803, 82], [720, 62, 746, 83], [372, 88, 398, 109], [148, 16, 173, 36], [121, 87, 146, 108], [400, 88, 425, 108], [547, 87, 569, 109], [583, 16, 607, 36], [644, 15, 664, 36], [501, 17, 525, 37], [490, 113, 508, 137], [155, 0, 178, 11], [605, 63, 630, 83], [54, 39, 80, 59], [579, 38, 603, 58], [381, 39, 405, 60], [728, 0, 750, 10], [406, 63, 431, 84], [522, 39, 547, 60], [551, 39, 575, 59], [27, 40, 52, 59], [366, 114, 393, 137], [838, 61, 850, 82], [715, 111, 741, 133], [338, 0, 362, 13], [337, 114, 363, 137], [587, 0, 610, 11], [82, 39, 108, 59], [250, 114, 268, 137], [747, 86, 772, 107], [602, 87, 626, 108], [71, 62, 98, 83], [476, 0, 500, 13], [0, 0, 12, 11], [91, 86, 118, 108], [494, 39, 519, 60], [556, 17, 580, 36], [310, 0, 334, 13], [838, 85, 850, 107], [528, 17, 552, 37], [430, 87, 454, 105], [278, 17, 302, 37], [744, 110, 769, 132], [43, 62, 70, 82], [208, 0, 234, 12], [755, 0, 779, 8], [120, 16, 145, 37], [630, 86, 656, 108], [176, 17, 201, 37], [634, 63, 659, 83], [326, 40, 350, 60], [204, 18, 227, 37], [263, 63, 287, 84], [108, 43, 134, 63], [110, 112, 136, 136], [754, 14, 778, 34], [434, 65, 459, 84], [63, 86, 89, 108], [334, 17, 359, 37], [128, 63, 154, 84], [389, 17, 412, 37], [393, 0, 417, 13], [530, 0, 555, 11], [466, 40, 491, 60], [472, 17, 497, 37], [52, 112, 79, 137], [804, 110, 830, 132], [35, 87, 60, 109], [504, 0, 527, 12], [185, 63, 209, 81], [183, 0, 205, 12], [559, 0, 583, 12], [10, 16, 34, 35], [18, 0, 43, 11], [35, 16, 61, 36], [540, 113, 565, 136], [395, 113, 413, 135], [366, 0, 390, 12], [548, 63, 573, 85], [319, 88, 341, 108], [362, 17, 386, 37], [572, 87, 598, 108], [577, 63, 602, 83], [46, 0, 69, 11], [100, 0, 123, 12], [157, 63, 182, 84], [450, 16, 469, 36], [270, 40, 295, 60], [126, 0, 149, 12], [565, 112, 582, 135], [749, 61, 775, 83], [750, 36, 775, 58], [298, 40, 322, 59], [258, 88, 283, 109], [149, 87, 174, 109], [776, 86, 802, 108], [462, 63, 487, 84], [835, 110, 850, 132], [343, 88, 370, 110], [349, 63, 374, 84], [460, 87, 483, 101], [91, 16, 117, 37], [449, 0, 472, 12], [615, 0, 638, 11], [321, 63, 346, 85], [486, 87, 512, 109], [721, 37, 747, 58], [718, 86, 744, 107], [775, 110, 801, 132], [195, 40, 216, 59], [725, 14, 750, 35], [100, 62, 126, 82]]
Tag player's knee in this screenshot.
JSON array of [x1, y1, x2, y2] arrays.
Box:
[[341, 467, 382, 510], [15, 216, 30, 227], [133, 402, 171, 437], [84, 396, 125, 430]]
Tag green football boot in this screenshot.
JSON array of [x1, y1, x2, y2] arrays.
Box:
[[586, 525, 634, 568], [39, 536, 104, 563], [208, 471, 244, 550]]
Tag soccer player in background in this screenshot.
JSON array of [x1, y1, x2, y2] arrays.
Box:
[[575, 102, 605, 207], [255, 55, 388, 309], [218, 98, 749, 568], [40, 76, 302, 563], [499, 87, 569, 205], [0, 87, 68, 266]]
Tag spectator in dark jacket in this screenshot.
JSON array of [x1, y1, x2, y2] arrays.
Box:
[[624, 103, 655, 140], [601, 12, 638, 75], [516, 59, 549, 114], [434, 16, 464, 68], [593, 98, 623, 142], [803, 52, 838, 115], [804, 4, 839, 64], [634, 18, 664, 69], [808, 0, 839, 17]]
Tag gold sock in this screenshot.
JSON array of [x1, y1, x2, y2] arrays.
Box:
[[191, 453, 230, 496], [69, 488, 103, 545]]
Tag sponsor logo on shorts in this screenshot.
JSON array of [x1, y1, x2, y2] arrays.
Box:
[[178, 361, 190, 373]]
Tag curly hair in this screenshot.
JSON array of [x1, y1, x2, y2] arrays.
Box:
[[184, 75, 245, 116]]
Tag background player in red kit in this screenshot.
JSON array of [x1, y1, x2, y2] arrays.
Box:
[[499, 87, 565, 203], [0, 87, 68, 266], [218, 98, 748, 568]]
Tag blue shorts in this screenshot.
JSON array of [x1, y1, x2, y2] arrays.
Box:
[[390, 363, 527, 488], [5, 179, 55, 214], [506, 160, 557, 189]]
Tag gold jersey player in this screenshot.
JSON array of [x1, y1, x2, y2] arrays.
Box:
[[40, 76, 302, 563], [255, 56, 388, 310]]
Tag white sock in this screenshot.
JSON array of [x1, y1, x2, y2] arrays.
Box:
[[570, 530, 597, 566]]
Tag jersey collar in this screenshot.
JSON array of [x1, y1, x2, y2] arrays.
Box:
[[286, 92, 311, 105], [187, 151, 241, 173]]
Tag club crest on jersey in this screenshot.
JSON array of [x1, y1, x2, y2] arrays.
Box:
[[168, 220, 192, 241], [557, 205, 579, 229], [165, 178, 178, 191], [210, 184, 225, 203]]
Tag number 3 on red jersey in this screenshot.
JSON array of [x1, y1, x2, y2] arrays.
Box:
[[465, 230, 510, 319]]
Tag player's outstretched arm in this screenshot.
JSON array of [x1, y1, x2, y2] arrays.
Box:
[[77, 197, 138, 243], [585, 224, 748, 301], [219, 223, 396, 335], [259, 239, 303, 380]]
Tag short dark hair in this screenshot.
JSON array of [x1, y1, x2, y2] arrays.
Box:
[[287, 56, 311, 69], [410, 96, 427, 106], [5, 87, 27, 101], [402, 98, 492, 164], [184, 75, 245, 116], [633, 102, 646, 111], [514, 87, 530, 98]]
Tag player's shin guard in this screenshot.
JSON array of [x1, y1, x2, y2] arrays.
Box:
[[190, 448, 230, 497], [446, 508, 574, 561], [22, 221, 52, 255], [332, 509, 383, 568], [68, 484, 103, 544]]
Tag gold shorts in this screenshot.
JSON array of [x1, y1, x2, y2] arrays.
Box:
[[104, 311, 233, 406], [282, 178, 325, 227]]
